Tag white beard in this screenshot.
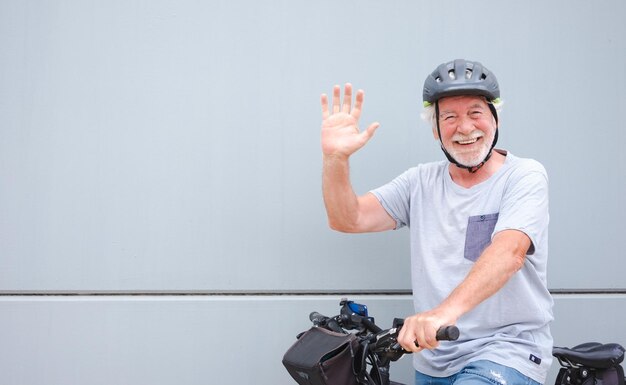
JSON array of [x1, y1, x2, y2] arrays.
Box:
[[446, 129, 494, 167]]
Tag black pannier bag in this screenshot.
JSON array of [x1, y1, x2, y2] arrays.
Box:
[[553, 342, 625, 385], [283, 326, 360, 385]]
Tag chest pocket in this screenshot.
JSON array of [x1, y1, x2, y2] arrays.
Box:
[[464, 213, 499, 262]]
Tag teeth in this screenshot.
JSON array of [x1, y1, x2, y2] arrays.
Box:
[[457, 138, 478, 145]]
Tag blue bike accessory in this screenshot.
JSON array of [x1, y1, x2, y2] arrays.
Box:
[[347, 301, 368, 317]]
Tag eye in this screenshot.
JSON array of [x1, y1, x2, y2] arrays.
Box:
[[470, 110, 483, 117]]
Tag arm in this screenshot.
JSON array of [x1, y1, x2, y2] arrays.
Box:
[[398, 229, 530, 351], [320, 84, 395, 233]]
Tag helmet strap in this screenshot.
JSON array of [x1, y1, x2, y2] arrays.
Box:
[[435, 101, 499, 174]]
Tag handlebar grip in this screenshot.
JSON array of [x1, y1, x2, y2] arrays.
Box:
[[309, 311, 344, 334], [309, 312, 326, 324], [435, 325, 460, 341]]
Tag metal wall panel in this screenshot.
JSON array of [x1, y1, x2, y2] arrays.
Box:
[[0, 295, 624, 385], [1, 0, 625, 291]]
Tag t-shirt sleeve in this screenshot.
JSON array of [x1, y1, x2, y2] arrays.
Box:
[[369, 169, 414, 229], [493, 160, 549, 255]]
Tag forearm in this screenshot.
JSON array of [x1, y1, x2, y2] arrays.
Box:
[[322, 155, 361, 232], [437, 230, 529, 321]]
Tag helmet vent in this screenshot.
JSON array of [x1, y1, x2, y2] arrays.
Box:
[[448, 70, 456, 80], [465, 69, 473, 79]]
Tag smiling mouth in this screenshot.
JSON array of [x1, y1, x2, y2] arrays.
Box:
[[456, 137, 481, 145]]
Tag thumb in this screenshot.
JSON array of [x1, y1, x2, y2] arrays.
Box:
[[360, 122, 380, 142]]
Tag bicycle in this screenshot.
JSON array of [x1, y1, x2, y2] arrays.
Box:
[[283, 298, 625, 385]]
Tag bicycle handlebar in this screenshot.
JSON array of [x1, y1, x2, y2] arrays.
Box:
[[309, 310, 459, 349], [301, 300, 461, 385]]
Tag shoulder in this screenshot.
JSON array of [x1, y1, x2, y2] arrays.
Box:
[[503, 152, 548, 183], [375, 160, 447, 197], [403, 160, 448, 182], [496, 152, 549, 202]]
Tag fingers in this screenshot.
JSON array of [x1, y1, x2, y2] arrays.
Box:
[[321, 94, 329, 119], [397, 324, 419, 353], [352, 89, 365, 121], [332, 85, 341, 114], [322, 83, 364, 118], [341, 83, 352, 113], [418, 328, 440, 350], [397, 315, 441, 353]]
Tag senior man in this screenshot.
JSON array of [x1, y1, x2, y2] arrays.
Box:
[[320, 59, 553, 385]]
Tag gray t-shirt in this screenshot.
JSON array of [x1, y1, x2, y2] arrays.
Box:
[[371, 152, 553, 383]]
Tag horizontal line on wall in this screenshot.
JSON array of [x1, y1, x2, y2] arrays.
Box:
[[0, 289, 411, 297], [549, 289, 626, 295], [0, 289, 625, 297]]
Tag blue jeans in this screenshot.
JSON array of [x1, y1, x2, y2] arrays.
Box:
[[415, 360, 542, 385]]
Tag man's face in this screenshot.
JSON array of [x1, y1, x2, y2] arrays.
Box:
[[435, 95, 497, 168]]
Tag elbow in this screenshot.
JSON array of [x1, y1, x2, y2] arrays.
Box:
[[512, 249, 527, 271], [492, 230, 531, 273], [499, 244, 526, 275], [511, 252, 526, 273], [327, 216, 362, 233], [504, 245, 527, 276]]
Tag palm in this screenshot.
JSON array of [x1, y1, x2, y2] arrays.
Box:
[[321, 113, 363, 155]]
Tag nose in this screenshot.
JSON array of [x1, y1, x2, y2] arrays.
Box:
[[455, 116, 475, 135]]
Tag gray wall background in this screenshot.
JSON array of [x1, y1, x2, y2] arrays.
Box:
[[0, 0, 624, 384]]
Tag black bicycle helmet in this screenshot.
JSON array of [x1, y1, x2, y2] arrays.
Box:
[[423, 59, 500, 106], [423, 59, 501, 173]]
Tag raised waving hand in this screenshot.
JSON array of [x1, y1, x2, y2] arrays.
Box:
[[321, 83, 380, 159]]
